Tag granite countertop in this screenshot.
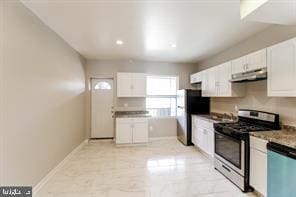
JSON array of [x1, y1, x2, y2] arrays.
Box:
[[114, 111, 152, 118], [194, 112, 237, 124], [250, 125, 296, 149], [115, 114, 152, 118]]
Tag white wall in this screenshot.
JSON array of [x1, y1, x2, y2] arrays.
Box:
[[0, 0, 86, 186], [85, 59, 198, 138]]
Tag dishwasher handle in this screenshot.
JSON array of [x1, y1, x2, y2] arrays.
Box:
[[267, 142, 296, 160]]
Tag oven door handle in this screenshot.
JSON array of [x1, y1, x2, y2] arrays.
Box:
[[215, 131, 242, 143], [222, 164, 231, 172]]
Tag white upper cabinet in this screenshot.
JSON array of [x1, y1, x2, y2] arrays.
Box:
[[190, 71, 203, 84], [117, 72, 146, 97], [207, 66, 218, 96], [202, 62, 245, 97], [267, 38, 296, 97], [232, 48, 267, 75], [131, 73, 147, 97], [232, 56, 246, 75], [247, 49, 267, 71]]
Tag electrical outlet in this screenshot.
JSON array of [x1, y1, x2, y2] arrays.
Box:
[[235, 105, 238, 112]]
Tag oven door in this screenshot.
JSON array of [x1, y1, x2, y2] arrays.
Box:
[[215, 131, 245, 176]]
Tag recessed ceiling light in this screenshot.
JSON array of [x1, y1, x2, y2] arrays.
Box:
[[116, 40, 124, 45], [171, 44, 176, 48]]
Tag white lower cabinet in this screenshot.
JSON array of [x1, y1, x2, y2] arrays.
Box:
[[192, 116, 214, 157], [116, 118, 148, 144], [250, 136, 267, 196]]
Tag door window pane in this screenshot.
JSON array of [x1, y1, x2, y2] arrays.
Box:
[[94, 81, 111, 90]]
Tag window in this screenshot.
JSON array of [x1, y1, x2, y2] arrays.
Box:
[[94, 81, 111, 90], [146, 76, 178, 117]]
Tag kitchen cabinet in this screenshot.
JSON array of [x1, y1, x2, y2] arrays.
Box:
[[117, 72, 146, 97], [232, 48, 266, 75], [201, 69, 209, 97], [202, 61, 245, 97], [190, 71, 203, 84], [116, 118, 148, 144], [267, 38, 296, 97], [250, 136, 267, 196], [192, 116, 214, 157]]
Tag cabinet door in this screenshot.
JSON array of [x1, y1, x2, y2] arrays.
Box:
[[192, 117, 197, 144], [246, 48, 267, 71], [202, 70, 209, 96], [217, 62, 232, 97], [190, 73, 197, 84], [132, 119, 148, 143], [250, 148, 267, 196], [202, 129, 209, 153], [268, 38, 296, 96], [207, 129, 214, 157], [196, 127, 204, 148], [232, 56, 246, 75], [117, 73, 132, 97], [116, 122, 132, 144], [207, 67, 218, 96], [132, 73, 146, 97]]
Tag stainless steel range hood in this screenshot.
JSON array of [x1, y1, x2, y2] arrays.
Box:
[[230, 68, 267, 83]]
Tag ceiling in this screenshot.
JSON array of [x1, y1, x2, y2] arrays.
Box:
[[21, 0, 270, 63]]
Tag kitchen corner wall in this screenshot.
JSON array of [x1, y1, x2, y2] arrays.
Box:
[[0, 0, 86, 187], [85, 59, 198, 139], [197, 25, 296, 126]]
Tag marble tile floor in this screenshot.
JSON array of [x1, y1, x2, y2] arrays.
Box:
[[36, 138, 257, 197]]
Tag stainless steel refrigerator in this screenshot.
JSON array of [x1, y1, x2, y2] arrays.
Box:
[[177, 89, 210, 145]]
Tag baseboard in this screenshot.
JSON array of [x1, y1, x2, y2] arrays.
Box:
[[33, 139, 88, 195], [149, 136, 177, 141]]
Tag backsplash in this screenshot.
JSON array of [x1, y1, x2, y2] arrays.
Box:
[[211, 80, 296, 126]]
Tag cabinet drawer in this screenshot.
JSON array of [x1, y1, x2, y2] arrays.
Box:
[[196, 118, 214, 130], [250, 136, 268, 153]]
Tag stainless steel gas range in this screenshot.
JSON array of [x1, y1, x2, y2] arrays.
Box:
[[213, 109, 280, 192]]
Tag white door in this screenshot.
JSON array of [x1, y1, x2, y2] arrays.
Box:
[[91, 78, 114, 138], [208, 67, 218, 96]]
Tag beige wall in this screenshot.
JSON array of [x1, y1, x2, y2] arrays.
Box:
[[197, 25, 296, 126], [0, 0, 86, 186], [85, 59, 198, 138]]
